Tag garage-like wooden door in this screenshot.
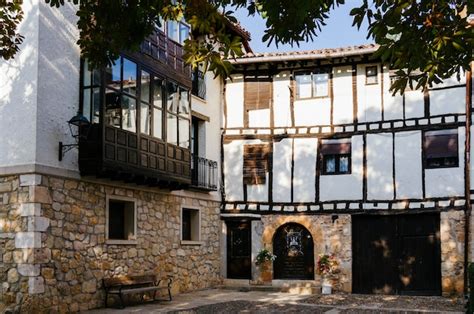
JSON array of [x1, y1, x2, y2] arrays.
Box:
[[352, 213, 441, 295]]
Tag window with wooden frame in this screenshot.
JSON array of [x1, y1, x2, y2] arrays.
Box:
[[244, 75, 272, 126], [295, 70, 329, 99], [424, 130, 458, 169], [106, 197, 136, 242], [365, 66, 378, 85], [243, 144, 270, 185], [320, 140, 351, 175]]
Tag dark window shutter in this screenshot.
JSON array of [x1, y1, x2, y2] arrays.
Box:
[[244, 77, 271, 111], [243, 144, 270, 185], [424, 133, 458, 158], [320, 143, 351, 155]]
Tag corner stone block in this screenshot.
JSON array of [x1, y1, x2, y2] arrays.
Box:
[[0, 182, 12, 193], [29, 186, 52, 204], [20, 174, 42, 187], [18, 264, 40, 277], [28, 276, 45, 294], [15, 232, 42, 248], [20, 203, 41, 217], [28, 217, 50, 232]]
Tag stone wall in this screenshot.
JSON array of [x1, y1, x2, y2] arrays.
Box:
[[259, 214, 352, 292], [440, 210, 465, 296], [0, 174, 221, 313]]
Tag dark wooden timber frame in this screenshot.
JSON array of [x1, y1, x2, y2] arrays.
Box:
[[79, 29, 192, 188], [222, 58, 472, 215]]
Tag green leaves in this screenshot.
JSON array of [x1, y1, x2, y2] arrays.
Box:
[[0, 1, 24, 60], [351, 0, 473, 95]]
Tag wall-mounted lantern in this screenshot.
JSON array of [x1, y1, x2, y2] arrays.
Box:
[[58, 112, 90, 161]]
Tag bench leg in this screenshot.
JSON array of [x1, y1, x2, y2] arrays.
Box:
[[119, 292, 125, 309], [168, 288, 172, 301], [105, 292, 108, 308]]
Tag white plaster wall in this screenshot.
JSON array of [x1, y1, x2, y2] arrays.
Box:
[[430, 87, 465, 116], [357, 63, 382, 122], [223, 140, 243, 201], [272, 138, 292, 202], [382, 66, 404, 121], [191, 72, 223, 195], [273, 71, 292, 127], [294, 98, 331, 126], [367, 133, 394, 200], [0, 0, 40, 167], [293, 138, 317, 202], [425, 127, 465, 198], [394, 131, 423, 199], [319, 135, 363, 201], [332, 66, 353, 125], [35, 2, 80, 171], [225, 74, 244, 128], [404, 90, 425, 119], [248, 109, 270, 127]]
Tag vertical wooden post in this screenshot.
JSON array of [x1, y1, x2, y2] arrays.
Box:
[[464, 62, 472, 295]]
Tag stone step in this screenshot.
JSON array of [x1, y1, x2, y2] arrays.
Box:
[[220, 279, 320, 295]]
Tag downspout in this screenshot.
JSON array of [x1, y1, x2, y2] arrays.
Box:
[[464, 62, 472, 296]]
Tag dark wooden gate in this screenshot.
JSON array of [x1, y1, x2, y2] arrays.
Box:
[[273, 223, 314, 280], [352, 213, 441, 295], [226, 220, 251, 279]]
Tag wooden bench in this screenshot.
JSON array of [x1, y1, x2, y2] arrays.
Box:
[[103, 274, 172, 308]]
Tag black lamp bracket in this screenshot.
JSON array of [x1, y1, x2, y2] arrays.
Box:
[[58, 142, 78, 161]]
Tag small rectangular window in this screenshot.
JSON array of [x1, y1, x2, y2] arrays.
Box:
[[320, 140, 351, 175], [295, 70, 329, 99], [107, 198, 136, 241], [182, 208, 200, 241], [424, 130, 458, 169], [365, 66, 378, 85], [243, 144, 270, 185]]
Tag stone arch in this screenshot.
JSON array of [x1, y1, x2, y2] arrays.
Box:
[[263, 217, 324, 280]]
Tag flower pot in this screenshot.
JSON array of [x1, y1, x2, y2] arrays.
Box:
[[321, 277, 332, 295], [259, 261, 272, 284]]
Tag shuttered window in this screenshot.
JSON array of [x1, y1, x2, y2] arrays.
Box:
[[244, 76, 272, 111], [243, 144, 270, 185], [424, 130, 458, 168], [320, 140, 351, 175]]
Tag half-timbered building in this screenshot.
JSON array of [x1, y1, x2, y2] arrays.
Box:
[[221, 44, 473, 296]]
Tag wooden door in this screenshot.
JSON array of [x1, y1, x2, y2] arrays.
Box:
[[226, 220, 251, 279], [273, 223, 314, 280], [352, 214, 441, 295]]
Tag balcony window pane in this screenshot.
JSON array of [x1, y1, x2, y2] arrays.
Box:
[[123, 59, 137, 96], [167, 82, 178, 113], [92, 88, 101, 124], [121, 95, 136, 132], [92, 68, 101, 85], [167, 21, 179, 42], [167, 113, 178, 145], [83, 88, 91, 121], [179, 23, 190, 44], [153, 108, 162, 139], [325, 156, 336, 173], [140, 103, 150, 135], [153, 78, 163, 108], [296, 73, 312, 99], [106, 58, 121, 89], [340, 156, 349, 173], [141, 71, 150, 103], [179, 118, 190, 148], [105, 89, 121, 128], [83, 62, 91, 86], [314, 73, 328, 97], [179, 89, 189, 117]]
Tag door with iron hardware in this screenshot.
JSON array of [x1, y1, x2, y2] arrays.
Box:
[[227, 220, 251, 279]]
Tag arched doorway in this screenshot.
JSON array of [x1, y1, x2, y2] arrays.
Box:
[[273, 223, 314, 280]]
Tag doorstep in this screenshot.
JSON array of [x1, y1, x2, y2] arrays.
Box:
[[220, 279, 319, 295]]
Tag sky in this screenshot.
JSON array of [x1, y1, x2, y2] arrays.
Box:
[[234, 1, 373, 53]]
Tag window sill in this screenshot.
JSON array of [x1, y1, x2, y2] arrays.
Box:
[[191, 94, 207, 103], [295, 96, 329, 101], [181, 240, 203, 246], [106, 239, 137, 245], [321, 173, 352, 176]]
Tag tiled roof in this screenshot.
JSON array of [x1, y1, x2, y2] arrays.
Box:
[[230, 43, 379, 64]]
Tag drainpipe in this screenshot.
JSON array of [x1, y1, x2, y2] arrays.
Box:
[[464, 61, 472, 296]]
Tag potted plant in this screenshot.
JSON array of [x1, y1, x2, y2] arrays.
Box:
[[255, 248, 277, 284], [317, 253, 339, 294]]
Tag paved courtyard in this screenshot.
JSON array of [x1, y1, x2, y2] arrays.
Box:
[[89, 289, 465, 313]]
